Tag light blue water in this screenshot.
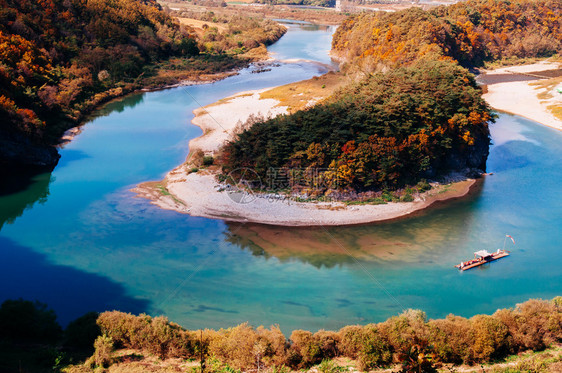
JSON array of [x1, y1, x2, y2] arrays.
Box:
[[1, 23, 561, 333]]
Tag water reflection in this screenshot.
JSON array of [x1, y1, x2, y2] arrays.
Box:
[[0, 236, 148, 325], [273, 19, 331, 32], [87, 92, 145, 119], [0, 171, 52, 230], [225, 180, 485, 268]]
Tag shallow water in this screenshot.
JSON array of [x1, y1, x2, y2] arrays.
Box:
[[1, 22, 561, 333]]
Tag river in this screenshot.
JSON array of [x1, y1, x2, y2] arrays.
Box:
[[0, 21, 561, 334]]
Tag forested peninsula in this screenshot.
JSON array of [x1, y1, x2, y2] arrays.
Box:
[[219, 0, 562, 198], [0, 0, 285, 170]]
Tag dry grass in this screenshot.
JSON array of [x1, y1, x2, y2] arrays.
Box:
[[547, 104, 562, 120], [530, 76, 562, 118], [64, 345, 562, 373], [259, 72, 347, 113], [238, 44, 269, 60], [177, 17, 228, 36], [203, 71, 346, 113], [530, 76, 561, 100]]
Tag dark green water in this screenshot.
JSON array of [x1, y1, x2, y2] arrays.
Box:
[[1, 22, 561, 333]]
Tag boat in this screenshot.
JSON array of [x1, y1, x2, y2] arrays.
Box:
[[455, 235, 514, 271], [455, 249, 510, 271]]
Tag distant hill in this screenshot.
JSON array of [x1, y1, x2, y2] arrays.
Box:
[[332, 0, 562, 71], [254, 0, 335, 7]]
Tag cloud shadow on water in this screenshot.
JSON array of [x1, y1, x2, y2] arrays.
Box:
[[0, 236, 148, 326]]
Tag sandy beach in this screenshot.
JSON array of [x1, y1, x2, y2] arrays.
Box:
[[134, 86, 478, 226], [482, 61, 562, 131]]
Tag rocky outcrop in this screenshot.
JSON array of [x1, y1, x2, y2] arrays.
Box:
[[0, 129, 60, 169], [423, 131, 490, 179]]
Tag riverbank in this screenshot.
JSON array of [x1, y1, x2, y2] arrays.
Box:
[[134, 80, 480, 227], [481, 61, 562, 131]]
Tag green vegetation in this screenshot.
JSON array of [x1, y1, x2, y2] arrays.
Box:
[[203, 155, 215, 166], [3, 297, 561, 372], [221, 59, 492, 193]]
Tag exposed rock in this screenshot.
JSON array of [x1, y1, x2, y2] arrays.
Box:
[[0, 129, 60, 169]]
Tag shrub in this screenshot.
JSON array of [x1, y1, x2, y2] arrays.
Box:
[[397, 342, 439, 373], [97, 311, 194, 359], [401, 193, 414, 202], [469, 314, 511, 362], [256, 325, 289, 367], [314, 330, 340, 359], [416, 179, 431, 192], [427, 315, 473, 364], [494, 299, 562, 352], [203, 155, 214, 166], [68, 298, 562, 371], [206, 323, 259, 370], [379, 309, 429, 354], [357, 324, 392, 371], [337, 325, 364, 358], [191, 149, 205, 166], [289, 330, 323, 368], [92, 334, 114, 368]]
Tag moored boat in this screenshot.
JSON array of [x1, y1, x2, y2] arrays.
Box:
[[455, 234, 515, 271], [455, 249, 510, 271]]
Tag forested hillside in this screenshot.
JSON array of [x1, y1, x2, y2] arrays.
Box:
[[0, 0, 284, 169], [0, 0, 198, 167], [332, 0, 562, 71]]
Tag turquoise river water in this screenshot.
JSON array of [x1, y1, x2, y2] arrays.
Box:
[[0, 21, 561, 333]]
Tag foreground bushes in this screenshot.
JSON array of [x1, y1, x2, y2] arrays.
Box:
[[97, 312, 195, 359], [1, 297, 561, 371], [88, 298, 562, 371]]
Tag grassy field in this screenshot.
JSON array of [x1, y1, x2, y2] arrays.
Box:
[[177, 17, 229, 36]]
